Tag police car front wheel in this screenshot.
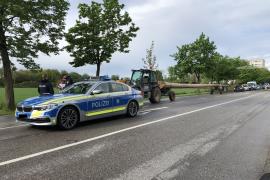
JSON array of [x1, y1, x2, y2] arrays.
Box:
[[57, 106, 79, 130], [127, 101, 139, 117]]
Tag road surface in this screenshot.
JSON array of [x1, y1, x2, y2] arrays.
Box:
[[0, 91, 270, 180]]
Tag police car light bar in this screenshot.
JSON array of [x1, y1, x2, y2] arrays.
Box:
[[99, 75, 111, 81]]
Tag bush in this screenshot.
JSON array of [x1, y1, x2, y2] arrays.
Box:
[[0, 102, 4, 109], [14, 81, 39, 88], [0, 79, 3, 87]]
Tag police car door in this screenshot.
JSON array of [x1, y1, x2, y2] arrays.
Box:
[[111, 82, 130, 113], [86, 82, 112, 117]]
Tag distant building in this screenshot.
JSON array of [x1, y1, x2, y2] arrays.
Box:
[[248, 59, 265, 68]]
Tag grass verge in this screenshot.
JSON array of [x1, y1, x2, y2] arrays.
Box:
[[0, 88, 39, 116], [172, 88, 210, 96]]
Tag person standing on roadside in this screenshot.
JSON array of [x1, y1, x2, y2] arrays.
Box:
[[57, 76, 67, 90], [38, 74, 54, 96], [65, 75, 74, 87], [57, 75, 73, 90]]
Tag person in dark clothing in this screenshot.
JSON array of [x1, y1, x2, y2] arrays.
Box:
[[65, 75, 73, 87], [38, 74, 54, 96]]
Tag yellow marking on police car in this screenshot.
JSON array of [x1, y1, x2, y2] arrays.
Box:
[[86, 106, 126, 117], [111, 106, 126, 112], [30, 110, 44, 118]]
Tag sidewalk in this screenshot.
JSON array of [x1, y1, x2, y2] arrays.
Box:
[[0, 115, 15, 122], [0, 115, 18, 128]]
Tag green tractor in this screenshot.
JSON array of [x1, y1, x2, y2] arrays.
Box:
[[129, 69, 176, 104]]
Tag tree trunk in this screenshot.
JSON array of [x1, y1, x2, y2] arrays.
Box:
[[0, 22, 15, 110], [195, 72, 200, 83], [96, 61, 101, 77]]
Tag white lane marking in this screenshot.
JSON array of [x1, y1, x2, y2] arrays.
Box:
[[140, 107, 168, 113], [0, 124, 28, 130], [0, 94, 256, 166], [139, 107, 168, 115]]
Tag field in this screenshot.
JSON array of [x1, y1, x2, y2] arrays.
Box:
[[0, 87, 210, 115], [172, 88, 209, 96], [0, 88, 40, 115]]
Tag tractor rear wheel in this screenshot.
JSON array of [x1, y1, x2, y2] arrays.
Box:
[[149, 87, 161, 104], [168, 91, 176, 101]]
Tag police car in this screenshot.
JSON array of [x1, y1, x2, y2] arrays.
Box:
[[15, 80, 144, 130]]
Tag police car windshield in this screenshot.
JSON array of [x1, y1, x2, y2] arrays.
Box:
[[62, 82, 95, 94]]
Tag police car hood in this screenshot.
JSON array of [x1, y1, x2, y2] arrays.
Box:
[[18, 93, 84, 106]]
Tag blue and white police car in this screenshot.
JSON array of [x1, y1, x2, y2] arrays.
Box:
[[15, 80, 144, 130]]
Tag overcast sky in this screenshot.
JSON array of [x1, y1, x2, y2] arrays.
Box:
[[17, 0, 270, 77]]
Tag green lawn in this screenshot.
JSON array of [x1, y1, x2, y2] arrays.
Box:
[[0, 88, 39, 115], [172, 88, 210, 96], [0, 88, 39, 104], [0, 87, 210, 115]]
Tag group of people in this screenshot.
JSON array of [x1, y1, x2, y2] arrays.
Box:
[[57, 75, 74, 90], [38, 74, 74, 96]]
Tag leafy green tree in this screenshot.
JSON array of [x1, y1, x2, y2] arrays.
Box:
[[142, 41, 158, 70], [238, 66, 270, 84], [155, 70, 163, 81], [167, 66, 191, 83], [65, 0, 139, 77], [256, 68, 270, 83], [60, 70, 69, 77], [0, 0, 69, 109], [172, 33, 216, 83], [205, 55, 247, 83], [167, 66, 178, 82], [111, 75, 119, 80], [43, 69, 62, 85], [11, 69, 89, 87], [215, 56, 238, 82], [122, 77, 130, 81], [238, 67, 259, 83], [0, 68, 3, 86], [69, 72, 82, 82], [82, 73, 90, 80]]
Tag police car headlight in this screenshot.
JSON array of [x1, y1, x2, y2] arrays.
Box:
[[34, 104, 58, 111]]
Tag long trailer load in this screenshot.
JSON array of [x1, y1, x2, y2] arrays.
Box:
[[159, 82, 226, 89], [127, 69, 228, 104]]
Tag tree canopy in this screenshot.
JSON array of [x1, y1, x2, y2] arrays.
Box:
[[238, 66, 270, 84], [65, 0, 139, 77], [0, 0, 69, 109], [0, 0, 69, 69], [169, 33, 263, 84], [172, 33, 216, 83], [205, 55, 248, 83]]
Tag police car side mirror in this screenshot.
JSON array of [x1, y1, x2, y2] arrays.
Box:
[[91, 90, 102, 95]]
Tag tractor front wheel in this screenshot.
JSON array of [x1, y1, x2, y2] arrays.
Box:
[[149, 87, 161, 104]]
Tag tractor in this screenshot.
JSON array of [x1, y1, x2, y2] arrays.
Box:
[[129, 69, 176, 104]]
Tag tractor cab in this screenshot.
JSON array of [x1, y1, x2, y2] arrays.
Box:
[[130, 69, 161, 103]]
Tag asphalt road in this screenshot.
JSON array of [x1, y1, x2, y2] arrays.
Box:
[[1, 91, 270, 180]]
